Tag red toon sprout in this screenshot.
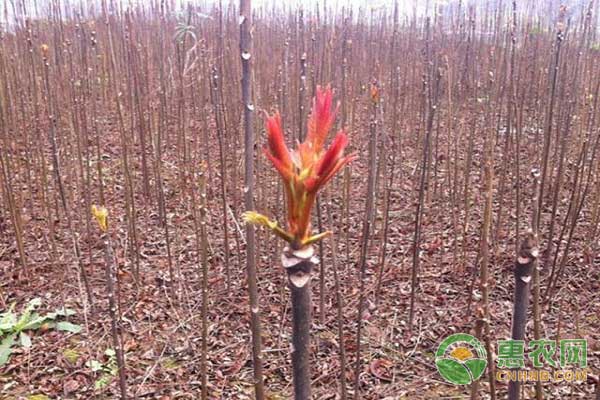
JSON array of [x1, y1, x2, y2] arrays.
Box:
[[243, 85, 357, 249]]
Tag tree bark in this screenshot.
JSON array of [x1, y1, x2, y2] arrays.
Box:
[[282, 245, 317, 400], [508, 232, 537, 400], [240, 0, 265, 398], [102, 235, 128, 400]]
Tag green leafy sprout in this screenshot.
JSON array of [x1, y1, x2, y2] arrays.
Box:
[[0, 298, 81, 366], [86, 348, 119, 390]]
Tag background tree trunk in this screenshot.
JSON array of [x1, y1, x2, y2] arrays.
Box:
[[240, 0, 265, 398]]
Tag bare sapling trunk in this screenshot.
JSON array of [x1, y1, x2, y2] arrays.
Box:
[[210, 65, 232, 289], [101, 233, 128, 400], [325, 191, 348, 399], [200, 167, 210, 400], [470, 103, 496, 400], [0, 151, 28, 274], [508, 232, 538, 400], [41, 44, 95, 312], [508, 168, 541, 399], [353, 83, 378, 399], [298, 8, 307, 143], [409, 17, 438, 330], [105, 10, 142, 288], [92, 206, 128, 399], [240, 1, 265, 398], [283, 245, 317, 399], [525, 167, 542, 400], [538, 7, 565, 261], [190, 164, 209, 400]]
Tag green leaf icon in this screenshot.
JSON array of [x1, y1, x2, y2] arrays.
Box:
[[435, 333, 488, 386], [464, 358, 487, 381], [436, 358, 472, 385]]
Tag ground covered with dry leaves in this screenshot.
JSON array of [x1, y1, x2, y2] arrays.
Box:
[[1, 110, 599, 400]]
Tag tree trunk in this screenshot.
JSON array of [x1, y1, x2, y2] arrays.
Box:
[[283, 245, 316, 400], [240, 0, 265, 398], [508, 232, 537, 400], [102, 235, 128, 400]]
